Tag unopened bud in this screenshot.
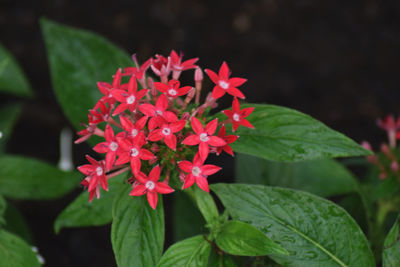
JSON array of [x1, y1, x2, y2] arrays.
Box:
[[181, 112, 190, 120], [195, 67, 203, 82]]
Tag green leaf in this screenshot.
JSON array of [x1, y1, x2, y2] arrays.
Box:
[[54, 173, 125, 233], [157, 235, 211, 267], [208, 250, 238, 267], [0, 104, 22, 154], [0, 155, 80, 200], [218, 104, 370, 162], [40, 18, 132, 130], [235, 154, 358, 197], [191, 187, 219, 225], [212, 184, 375, 267], [383, 215, 400, 267], [0, 43, 33, 97], [172, 190, 206, 242], [216, 220, 288, 256], [0, 230, 41, 267], [3, 201, 32, 244], [111, 184, 164, 267], [0, 195, 5, 227]]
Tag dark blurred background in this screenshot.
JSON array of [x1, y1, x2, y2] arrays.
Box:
[[1, 0, 400, 266]]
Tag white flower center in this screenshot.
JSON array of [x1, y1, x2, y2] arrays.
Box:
[[145, 181, 155, 190], [233, 113, 240, 122], [191, 166, 201, 177], [96, 166, 103, 176], [168, 89, 177, 96], [162, 127, 171, 136], [127, 95, 136, 104], [109, 142, 118, 151], [130, 148, 139, 157], [156, 110, 163, 115], [199, 133, 209, 142], [131, 129, 138, 137], [219, 80, 229, 90]]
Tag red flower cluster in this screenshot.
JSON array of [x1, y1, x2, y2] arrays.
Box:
[[76, 50, 254, 209]]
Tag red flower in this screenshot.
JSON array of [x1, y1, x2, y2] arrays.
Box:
[[111, 76, 148, 115], [205, 62, 247, 100], [151, 54, 171, 77], [89, 101, 112, 124], [130, 165, 174, 209], [154, 79, 192, 98], [147, 119, 186, 151], [139, 94, 178, 130], [182, 117, 226, 161], [78, 155, 108, 201], [119, 115, 147, 140], [115, 135, 155, 174], [93, 125, 120, 170], [222, 97, 254, 131], [96, 68, 122, 105], [122, 56, 151, 80], [178, 153, 221, 192], [216, 125, 239, 156], [170, 50, 198, 72], [377, 115, 400, 148]]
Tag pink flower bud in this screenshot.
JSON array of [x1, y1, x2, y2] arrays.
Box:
[[195, 67, 203, 82], [391, 161, 399, 172]]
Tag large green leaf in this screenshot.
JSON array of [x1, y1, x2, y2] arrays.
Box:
[[0, 104, 22, 154], [0, 155, 80, 200], [212, 184, 375, 267], [111, 184, 164, 267], [383, 215, 400, 267], [0, 195, 5, 227], [40, 18, 132, 130], [157, 235, 211, 267], [0, 230, 41, 267], [235, 154, 358, 197], [54, 173, 125, 233], [3, 201, 32, 244], [218, 104, 370, 162], [191, 187, 219, 226], [173, 190, 206, 242], [216, 220, 288, 256], [0, 43, 33, 97]]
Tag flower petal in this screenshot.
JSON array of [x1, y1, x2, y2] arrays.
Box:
[[130, 184, 147, 196], [178, 161, 193, 173], [208, 136, 227, 147], [205, 69, 219, 84], [212, 86, 226, 99], [229, 77, 247, 87], [190, 117, 204, 134], [164, 134, 177, 151], [195, 176, 209, 192], [219, 62, 230, 80], [205, 118, 218, 135], [147, 191, 158, 210], [201, 164, 222, 175], [139, 104, 156, 117], [227, 87, 245, 99], [182, 135, 200, 145], [156, 182, 174, 194], [149, 165, 160, 181], [147, 129, 163, 141], [182, 174, 195, 189], [199, 142, 209, 161]]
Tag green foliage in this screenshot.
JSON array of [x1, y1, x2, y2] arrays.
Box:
[[172, 190, 205, 242], [0, 155, 80, 200], [191, 187, 219, 225], [217, 104, 370, 162], [111, 184, 164, 267], [215, 220, 288, 256], [383, 215, 400, 267], [0, 104, 22, 154], [0, 195, 5, 227], [157, 235, 211, 267], [0, 230, 41, 267], [40, 18, 132, 130], [54, 173, 125, 233], [0, 43, 33, 97], [3, 201, 32, 244], [235, 154, 358, 197], [212, 184, 375, 267]]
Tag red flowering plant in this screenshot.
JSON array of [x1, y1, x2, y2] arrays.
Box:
[[74, 51, 251, 208], [42, 20, 392, 267]]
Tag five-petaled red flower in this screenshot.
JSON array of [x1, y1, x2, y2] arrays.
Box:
[[147, 119, 186, 151], [93, 124, 120, 170], [154, 79, 192, 98], [216, 125, 239, 156], [130, 165, 174, 209], [178, 153, 221, 192], [112, 76, 148, 115], [170, 50, 198, 72], [223, 97, 254, 132], [119, 115, 147, 140], [139, 94, 178, 130], [182, 117, 226, 161], [78, 155, 108, 201], [205, 62, 247, 100], [116, 134, 155, 174]]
